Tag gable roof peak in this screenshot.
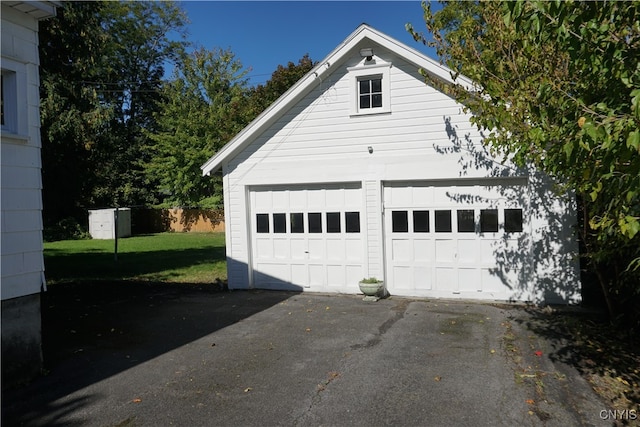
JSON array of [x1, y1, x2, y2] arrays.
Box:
[[201, 24, 476, 176]]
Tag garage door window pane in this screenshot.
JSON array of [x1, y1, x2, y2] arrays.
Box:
[[345, 212, 360, 233], [290, 212, 303, 233], [505, 209, 523, 232], [435, 210, 452, 232], [256, 214, 269, 233], [308, 213, 322, 233], [273, 213, 286, 233], [457, 210, 475, 232], [392, 211, 408, 232], [480, 209, 498, 232], [413, 210, 430, 232], [327, 212, 341, 233]]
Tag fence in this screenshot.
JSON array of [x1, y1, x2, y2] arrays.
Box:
[[131, 208, 225, 234]]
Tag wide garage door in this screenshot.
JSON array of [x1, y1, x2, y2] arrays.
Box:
[[384, 181, 527, 299], [249, 184, 364, 292]]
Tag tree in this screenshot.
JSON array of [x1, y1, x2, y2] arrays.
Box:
[[145, 47, 250, 208], [408, 0, 640, 324], [39, 1, 188, 228], [146, 54, 315, 207], [245, 54, 316, 118], [39, 1, 113, 226], [87, 1, 188, 208]]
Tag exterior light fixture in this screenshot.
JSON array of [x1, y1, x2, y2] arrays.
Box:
[[368, 146, 373, 154], [360, 48, 374, 61]]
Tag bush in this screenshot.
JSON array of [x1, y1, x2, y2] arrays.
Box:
[[44, 217, 91, 242]]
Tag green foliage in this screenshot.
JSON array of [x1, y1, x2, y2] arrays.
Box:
[[39, 1, 188, 225], [39, 1, 114, 225], [40, 2, 316, 215], [360, 277, 383, 284], [43, 217, 92, 242], [146, 53, 315, 207], [88, 1, 188, 209], [245, 54, 316, 118], [145, 47, 250, 207], [409, 0, 640, 323]]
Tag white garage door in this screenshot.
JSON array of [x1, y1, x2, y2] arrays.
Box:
[[250, 184, 364, 292], [384, 182, 527, 299]]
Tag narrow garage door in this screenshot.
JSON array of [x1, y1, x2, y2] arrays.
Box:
[[384, 182, 527, 299], [250, 184, 364, 292]]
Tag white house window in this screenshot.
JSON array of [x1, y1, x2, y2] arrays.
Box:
[[348, 61, 391, 116], [1, 70, 18, 133], [1, 74, 4, 126], [1, 58, 27, 137], [359, 77, 382, 109]]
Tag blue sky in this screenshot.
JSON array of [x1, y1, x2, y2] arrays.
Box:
[[177, 1, 438, 86]]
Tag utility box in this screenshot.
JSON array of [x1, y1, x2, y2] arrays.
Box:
[[88, 208, 131, 240]]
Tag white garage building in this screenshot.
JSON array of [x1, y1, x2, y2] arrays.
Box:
[[202, 24, 581, 304]]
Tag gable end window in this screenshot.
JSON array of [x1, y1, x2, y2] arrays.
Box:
[[348, 62, 391, 116], [359, 77, 382, 109]]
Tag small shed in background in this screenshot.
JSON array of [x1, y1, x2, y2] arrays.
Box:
[[89, 208, 131, 239]]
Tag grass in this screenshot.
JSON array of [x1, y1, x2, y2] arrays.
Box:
[[44, 232, 227, 284]]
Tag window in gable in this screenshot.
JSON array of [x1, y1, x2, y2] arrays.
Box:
[[359, 77, 382, 109], [348, 61, 391, 116]]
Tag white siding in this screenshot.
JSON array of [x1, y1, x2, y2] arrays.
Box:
[[364, 180, 383, 279], [1, 4, 46, 300]]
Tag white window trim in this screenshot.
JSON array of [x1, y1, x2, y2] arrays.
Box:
[[347, 61, 391, 116], [1, 57, 28, 139]]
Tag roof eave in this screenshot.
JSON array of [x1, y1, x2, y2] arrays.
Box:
[[201, 25, 369, 176], [4, 1, 60, 19]]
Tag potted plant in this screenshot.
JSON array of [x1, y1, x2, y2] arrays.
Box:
[[358, 277, 385, 301]]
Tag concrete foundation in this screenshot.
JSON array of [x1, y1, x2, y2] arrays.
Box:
[[1, 293, 42, 388]]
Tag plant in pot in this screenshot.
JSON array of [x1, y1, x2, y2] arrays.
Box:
[[358, 277, 384, 302]]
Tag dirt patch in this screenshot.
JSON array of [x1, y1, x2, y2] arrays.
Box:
[[506, 306, 640, 425]]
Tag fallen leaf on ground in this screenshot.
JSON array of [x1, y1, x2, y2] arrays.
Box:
[[526, 399, 535, 405], [434, 376, 442, 382], [490, 349, 496, 354], [616, 377, 630, 385], [328, 371, 340, 379], [534, 350, 543, 357], [305, 328, 311, 332], [244, 387, 252, 393], [132, 398, 142, 403]]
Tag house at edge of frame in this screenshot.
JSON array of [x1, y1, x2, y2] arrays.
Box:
[[201, 24, 581, 304], [1, 1, 59, 386]]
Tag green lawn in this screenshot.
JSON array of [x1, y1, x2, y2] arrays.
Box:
[[44, 233, 227, 284]]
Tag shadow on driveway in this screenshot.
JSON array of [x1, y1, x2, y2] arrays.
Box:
[[2, 281, 294, 425]]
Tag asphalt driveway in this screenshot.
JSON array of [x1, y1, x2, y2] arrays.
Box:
[[2, 283, 610, 426]]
